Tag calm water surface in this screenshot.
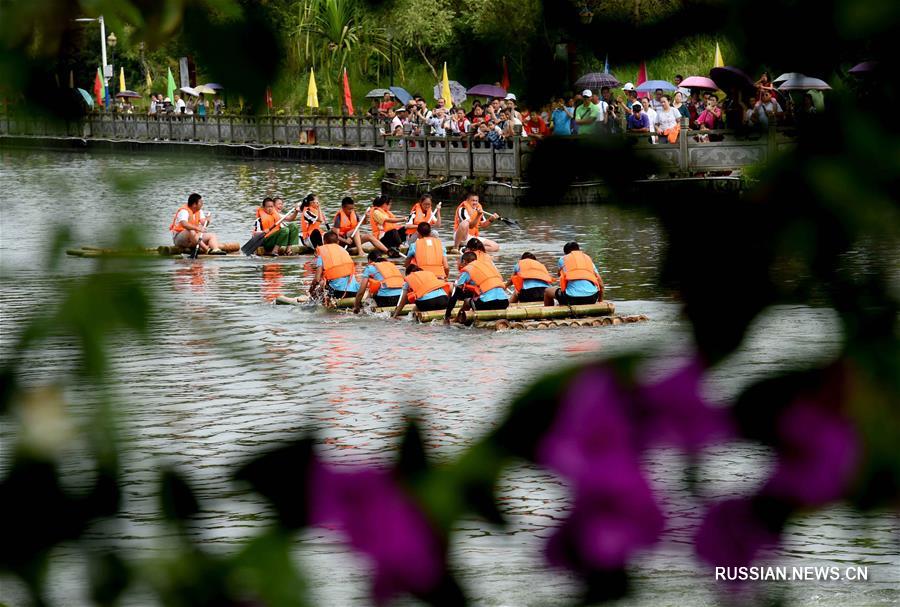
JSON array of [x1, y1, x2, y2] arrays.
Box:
[[0, 151, 896, 606]]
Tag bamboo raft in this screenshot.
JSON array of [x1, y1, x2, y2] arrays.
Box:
[[66, 242, 457, 259]]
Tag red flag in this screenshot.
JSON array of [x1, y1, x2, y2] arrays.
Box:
[[342, 68, 354, 115], [501, 56, 511, 91], [93, 68, 104, 106], [636, 61, 648, 99], [265, 86, 273, 110]]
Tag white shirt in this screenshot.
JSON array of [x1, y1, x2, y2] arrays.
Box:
[[175, 209, 191, 225], [591, 101, 608, 123], [175, 98, 186, 112], [390, 115, 403, 131], [644, 107, 658, 132], [753, 100, 783, 127], [654, 107, 681, 131]]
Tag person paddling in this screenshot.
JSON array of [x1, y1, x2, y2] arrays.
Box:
[[310, 232, 359, 301], [300, 193, 327, 250], [332, 196, 388, 254], [461, 237, 494, 266], [544, 241, 603, 306], [405, 193, 441, 244], [170, 193, 223, 254], [252, 197, 299, 256], [405, 222, 449, 279], [444, 251, 509, 323], [370, 195, 406, 257], [508, 252, 555, 303], [453, 192, 500, 252], [391, 265, 452, 318], [353, 251, 405, 313]]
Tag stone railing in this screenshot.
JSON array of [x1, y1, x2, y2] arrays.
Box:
[[383, 135, 526, 182]]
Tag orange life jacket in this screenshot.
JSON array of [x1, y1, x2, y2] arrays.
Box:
[[462, 259, 505, 296], [405, 204, 435, 235], [301, 206, 322, 239], [559, 251, 601, 291], [169, 205, 201, 233], [413, 236, 447, 278], [333, 209, 359, 236], [511, 258, 555, 292], [257, 209, 282, 234], [370, 207, 397, 239], [405, 270, 451, 303], [367, 262, 405, 295], [454, 200, 483, 236], [317, 244, 355, 281]]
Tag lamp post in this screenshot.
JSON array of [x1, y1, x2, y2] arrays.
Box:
[[107, 31, 117, 83], [74, 16, 109, 80]]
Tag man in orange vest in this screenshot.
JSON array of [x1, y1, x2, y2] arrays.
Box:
[[404, 222, 450, 279], [370, 195, 407, 257], [444, 251, 509, 323], [311, 232, 360, 300], [507, 252, 555, 303], [544, 241, 603, 306], [353, 251, 406, 312], [332, 196, 388, 255], [453, 192, 500, 252], [404, 193, 442, 244], [391, 265, 452, 318], [170, 193, 223, 254]]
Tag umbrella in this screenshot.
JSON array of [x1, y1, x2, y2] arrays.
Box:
[[710, 66, 755, 93], [366, 88, 392, 99], [76, 87, 94, 108], [115, 90, 141, 98], [194, 84, 217, 95], [433, 80, 467, 105], [679, 76, 718, 90], [849, 61, 878, 75], [467, 84, 507, 98], [574, 72, 621, 91], [180, 86, 199, 96], [389, 86, 412, 105], [778, 76, 831, 91], [773, 72, 803, 84], [203, 82, 225, 90], [635, 79, 676, 93]]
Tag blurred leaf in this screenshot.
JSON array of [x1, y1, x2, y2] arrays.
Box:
[[160, 467, 201, 523], [396, 418, 429, 481], [234, 439, 314, 529], [230, 529, 308, 607], [89, 550, 131, 607]]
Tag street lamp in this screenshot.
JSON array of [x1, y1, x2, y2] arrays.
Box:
[[107, 31, 117, 90], [73, 16, 109, 79]]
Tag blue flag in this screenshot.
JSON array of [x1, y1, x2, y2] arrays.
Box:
[[604, 54, 609, 74]]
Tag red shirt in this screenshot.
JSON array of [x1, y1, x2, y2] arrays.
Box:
[[378, 100, 395, 112], [525, 116, 549, 137]]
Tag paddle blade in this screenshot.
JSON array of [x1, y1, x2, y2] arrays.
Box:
[[241, 233, 265, 256], [499, 217, 521, 228]]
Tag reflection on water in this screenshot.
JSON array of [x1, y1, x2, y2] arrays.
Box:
[[0, 151, 897, 606]]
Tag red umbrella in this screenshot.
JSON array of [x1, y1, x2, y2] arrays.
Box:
[[679, 76, 718, 90]]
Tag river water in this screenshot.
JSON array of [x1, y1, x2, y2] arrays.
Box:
[[0, 150, 896, 606]]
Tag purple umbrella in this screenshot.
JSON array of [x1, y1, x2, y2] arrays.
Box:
[[679, 76, 718, 90], [849, 61, 878, 75], [574, 72, 621, 91], [709, 66, 755, 93], [467, 84, 507, 98], [115, 90, 141, 98], [203, 83, 225, 90]]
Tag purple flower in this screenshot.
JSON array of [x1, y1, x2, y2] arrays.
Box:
[[309, 462, 444, 604], [695, 498, 780, 568], [635, 358, 733, 452], [764, 398, 859, 506]]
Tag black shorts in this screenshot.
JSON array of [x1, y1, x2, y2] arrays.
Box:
[[373, 293, 400, 308], [555, 289, 599, 306], [380, 229, 406, 249], [517, 286, 547, 303], [473, 298, 509, 311], [326, 286, 354, 300], [415, 295, 449, 312]]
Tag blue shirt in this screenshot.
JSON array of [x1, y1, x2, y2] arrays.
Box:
[[513, 261, 551, 291], [627, 113, 650, 131], [316, 256, 360, 292], [406, 240, 447, 261], [558, 256, 599, 297], [551, 108, 572, 135], [362, 264, 402, 297], [456, 271, 508, 302]]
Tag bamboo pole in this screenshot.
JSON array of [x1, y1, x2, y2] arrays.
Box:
[[459, 302, 614, 325]]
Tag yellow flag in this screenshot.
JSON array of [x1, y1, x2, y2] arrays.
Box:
[[441, 62, 453, 106], [714, 42, 725, 68], [146, 70, 152, 90], [307, 67, 319, 108], [119, 67, 126, 93]]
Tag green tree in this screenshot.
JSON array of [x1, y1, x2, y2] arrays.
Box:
[[383, 0, 456, 79]]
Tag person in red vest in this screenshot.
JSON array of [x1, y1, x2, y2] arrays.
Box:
[[507, 252, 555, 303], [353, 251, 406, 312], [444, 251, 509, 323], [544, 241, 603, 306], [453, 192, 500, 252], [169, 193, 223, 254], [404, 193, 442, 244], [310, 232, 359, 300], [391, 265, 451, 318], [404, 222, 449, 279], [332, 196, 388, 254]]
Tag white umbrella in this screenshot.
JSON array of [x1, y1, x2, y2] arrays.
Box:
[[773, 72, 803, 84], [194, 84, 217, 95], [778, 76, 831, 91], [179, 86, 200, 97], [433, 81, 467, 105]]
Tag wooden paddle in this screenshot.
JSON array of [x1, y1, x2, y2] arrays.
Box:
[[482, 209, 521, 228], [189, 213, 211, 259], [240, 206, 298, 256]]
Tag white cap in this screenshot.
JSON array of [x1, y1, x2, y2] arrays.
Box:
[[622, 82, 635, 91], [582, 89, 592, 97], [504, 93, 517, 101]]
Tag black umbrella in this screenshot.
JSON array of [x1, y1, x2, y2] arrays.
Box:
[[709, 67, 755, 94], [574, 72, 621, 91]]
